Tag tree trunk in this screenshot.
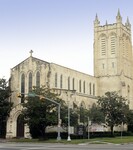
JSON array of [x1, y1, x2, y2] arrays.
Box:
[[0, 121, 6, 138], [110, 125, 114, 137], [40, 126, 47, 140]]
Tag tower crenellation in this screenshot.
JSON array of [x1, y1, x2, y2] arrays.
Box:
[[94, 10, 131, 34]]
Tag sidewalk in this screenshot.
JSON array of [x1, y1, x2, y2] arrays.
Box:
[[0, 138, 9, 143]]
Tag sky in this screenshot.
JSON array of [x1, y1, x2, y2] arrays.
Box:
[[1, 0, 133, 80]]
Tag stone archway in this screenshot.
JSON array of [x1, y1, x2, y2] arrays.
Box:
[[16, 114, 24, 138], [6, 104, 31, 139]]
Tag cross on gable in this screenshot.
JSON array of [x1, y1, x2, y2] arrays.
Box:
[[30, 50, 33, 57]]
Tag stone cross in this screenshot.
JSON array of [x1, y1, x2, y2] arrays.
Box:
[[30, 50, 33, 57]]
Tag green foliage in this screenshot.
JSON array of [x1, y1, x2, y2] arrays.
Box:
[[89, 103, 105, 124], [70, 108, 79, 126], [60, 105, 78, 128], [22, 86, 61, 138], [79, 106, 89, 124], [97, 91, 129, 135], [127, 110, 133, 125], [127, 110, 133, 132], [22, 86, 79, 138], [0, 78, 13, 137]]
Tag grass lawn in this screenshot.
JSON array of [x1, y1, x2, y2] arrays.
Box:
[[9, 136, 133, 144], [93, 136, 133, 144]]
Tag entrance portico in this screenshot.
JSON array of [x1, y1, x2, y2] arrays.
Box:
[[6, 104, 31, 139]]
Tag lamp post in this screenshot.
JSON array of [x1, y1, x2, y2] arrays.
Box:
[[88, 117, 90, 139], [121, 122, 123, 139], [67, 100, 71, 141], [57, 103, 61, 141], [66, 90, 76, 141]]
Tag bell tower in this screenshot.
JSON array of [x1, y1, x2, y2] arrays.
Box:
[[93, 10, 133, 108]]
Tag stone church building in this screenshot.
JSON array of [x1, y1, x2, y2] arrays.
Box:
[[6, 11, 133, 138]]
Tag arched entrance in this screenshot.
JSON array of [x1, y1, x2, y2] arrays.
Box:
[[16, 115, 24, 138]]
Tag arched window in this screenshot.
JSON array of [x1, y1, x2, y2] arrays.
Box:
[[126, 37, 130, 58], [93, 83, 95, 96], [79, 80, 81, 93], [60, 75, 63, 89], [72, 78, 75, 90], [21, 73, 25, 103], [55, 73, 57, 87], [36, 71, 40, 87], [83, 81, 85, 93], [68, 77, 70, 90], [100, 35, 107, 56], [110, 34, 116, 55], [122, 34, 126, 57], [89, 83, 91, 95], [28, 72, 32, 92]]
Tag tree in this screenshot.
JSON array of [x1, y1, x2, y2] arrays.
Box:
[[127, 110, 133, 132], [0, 78, 13, 138], [61, 106, 79, 129], [22, 86, 79, 139], [97, 91, 129, 136], [89, 103, 105, 124]]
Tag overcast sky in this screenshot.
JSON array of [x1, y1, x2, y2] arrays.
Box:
[[1, 0, 133, 80]]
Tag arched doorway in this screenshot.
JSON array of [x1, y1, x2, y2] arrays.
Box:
[[16, 115, 24, 138]]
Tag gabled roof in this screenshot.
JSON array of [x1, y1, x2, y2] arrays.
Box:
[[11, 56, 50, 70]]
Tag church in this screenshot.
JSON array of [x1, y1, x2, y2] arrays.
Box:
[[6, 11, 133, 138]]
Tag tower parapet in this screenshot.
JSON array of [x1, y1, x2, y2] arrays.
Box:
[[94, 10, 131, 35]]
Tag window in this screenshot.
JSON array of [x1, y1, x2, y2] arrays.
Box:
[[110, 35, 116, 55], [55, 73, 57, 87], [93, 84, 95, 95], [68, 77, 70, 90], [28, 72, 32, 92], [60, 75, 63, 89], [73, 78, 75, 90], [21, 73, 25, 103], [79, 80, 81, 93], [36, 71, 40, 87], [100, 36, 106, 56], [83, 81, 85, 93], [89, 83, 91, 95], [122, 34, 126, 57], [126, 38, 130, 58]]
